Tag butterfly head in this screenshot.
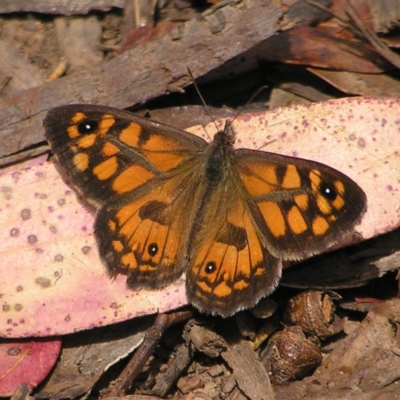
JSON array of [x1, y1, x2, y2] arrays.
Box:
[[213, 120, 236, 147]]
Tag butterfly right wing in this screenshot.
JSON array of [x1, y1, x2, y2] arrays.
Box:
[[186, 146, 366, 317]]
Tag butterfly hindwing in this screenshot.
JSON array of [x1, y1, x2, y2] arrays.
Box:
[[186, 175, 282, 316], [95, 155, 209, 288]]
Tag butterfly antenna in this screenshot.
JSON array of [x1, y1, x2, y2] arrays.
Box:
[[229, 85, 269, 127], [187, 68, 220, 134], [188, 68, 268, 133]]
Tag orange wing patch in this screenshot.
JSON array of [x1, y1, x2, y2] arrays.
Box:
[[112, 165, 155, 194], [96, 192, 184, 288]]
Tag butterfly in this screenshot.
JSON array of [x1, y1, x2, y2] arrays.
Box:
[[43, 104, 367, 317]]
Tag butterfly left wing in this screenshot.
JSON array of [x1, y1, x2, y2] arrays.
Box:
[[186, 148, 366, 317], [44, 104, 208, 290]]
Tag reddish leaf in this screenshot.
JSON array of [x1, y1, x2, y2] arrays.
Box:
[[119, 22, 180, 53], [260, 26, 391, 73], [0, 339, 61, 397]]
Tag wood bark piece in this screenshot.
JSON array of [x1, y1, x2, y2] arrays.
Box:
[[281, 229, 400, 289], [151, 343, 193, 397], [0, 0, 125, 15], [104, 311, 193, 397], [221, 322, 274, 400], [316, 299, 400, 391], [0, 0, 281, 160]]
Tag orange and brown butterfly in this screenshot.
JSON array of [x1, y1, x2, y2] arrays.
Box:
[[43, 104, 367, 317]]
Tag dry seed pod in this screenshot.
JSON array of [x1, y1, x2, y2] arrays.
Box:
[[236, 298, 278, 341], [260, 326, 322, 384], [283, 290, 343, 339], [250, 297, 278, 319]]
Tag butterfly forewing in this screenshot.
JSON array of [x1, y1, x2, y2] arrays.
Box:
[[44, 105, 206, 205], [236, 149, 367, 260]]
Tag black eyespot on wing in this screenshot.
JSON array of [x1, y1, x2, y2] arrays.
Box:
[[77, 120, 98, 134], [319, 181, 337, 201], [205, 261, 217, 274], [148, 243, 158, 257]]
